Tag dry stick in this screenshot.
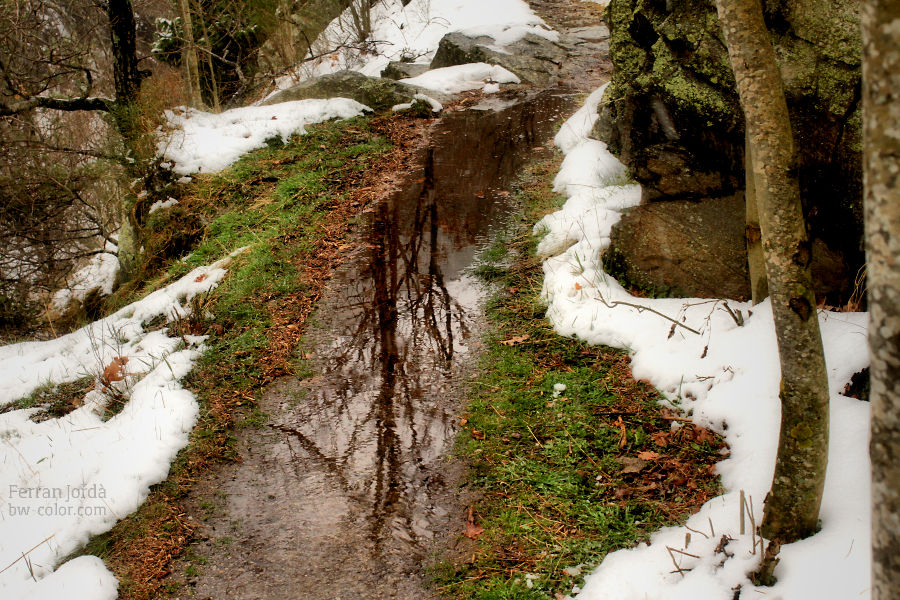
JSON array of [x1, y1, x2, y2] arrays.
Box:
[[0, 535, 55, 575], [524, 422, 544, 448], [740, 489, 746, 535], [685, 524, 711, 540], [594, 291, 702, 336], [666, 546, 701, 577]]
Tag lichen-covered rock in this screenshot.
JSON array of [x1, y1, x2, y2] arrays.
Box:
[[429, 32, 567, 85], [596, 0, 863, 300], [262, 70, 445, 111]]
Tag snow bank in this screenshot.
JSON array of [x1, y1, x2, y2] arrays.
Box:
[[0, 253, 238, 599], [537, 87, 871, 599], [273, 0, 553, 91], [51, 242, 121, 314], [400, 63, 520, 95], [159, 98, 370, 175]]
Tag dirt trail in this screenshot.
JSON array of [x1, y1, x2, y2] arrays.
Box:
[[165, 4, 609, 599]]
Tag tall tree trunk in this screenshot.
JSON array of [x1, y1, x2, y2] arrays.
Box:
[[746, 130, 768, 304], [105, 0, 143, 106], [862, 1, 900, 597], [714, 0, 830, 545], [179, 0, 203, 108]]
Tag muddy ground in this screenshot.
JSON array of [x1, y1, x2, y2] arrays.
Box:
[[164, 3, 610, 599]]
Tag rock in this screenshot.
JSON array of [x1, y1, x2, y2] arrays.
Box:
[[605, 194, 853, 302], [381, 61, 431, 80], [429, 32, 567, 85], [604, 194, 751, 300], [568, 25, 610, 43], [261, 70, 445, 111], [595, 0, 864, 300]]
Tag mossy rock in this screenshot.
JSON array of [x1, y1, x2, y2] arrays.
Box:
[[595, 0, 864, 299], [262, 71, 446, 111]]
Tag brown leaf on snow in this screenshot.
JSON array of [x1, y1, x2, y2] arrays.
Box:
[[500, 334, 530, 346], [194, 273, 207, 283], [102, 356, 129, 384]]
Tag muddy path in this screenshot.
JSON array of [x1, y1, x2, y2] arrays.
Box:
[[165, 4, 609, 599]]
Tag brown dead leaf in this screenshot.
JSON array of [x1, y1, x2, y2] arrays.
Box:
[[618, 456, 648, 474], [464, 505, 484, 540], [615, 416, 627, 448], [500, 334, 530, 346], [194, 273, 207, 283], [650, 431, 670, 447], [637, 450, 661, 461], [574, 282, 582, 290], [471, 429, 485, 440], [102, 356, 129, 384]]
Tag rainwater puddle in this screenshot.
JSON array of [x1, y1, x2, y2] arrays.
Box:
[[181, 91, 573, 600]]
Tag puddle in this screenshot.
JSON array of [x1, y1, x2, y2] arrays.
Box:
[[176, 91, 573, 599]]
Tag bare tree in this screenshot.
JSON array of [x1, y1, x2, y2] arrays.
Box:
[[713, 0, 831, 573], [862, 1, 900, 597], [0, 0, 148, 328]]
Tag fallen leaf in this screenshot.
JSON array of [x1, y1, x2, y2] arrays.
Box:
[[574, 282, 582, 290], [102, 356, 129, 384], [650, 431, 670, 447], [459, 417, 469, 426], [637, 450, 661, 461], [471, 429, 485, 440], [617, 456, 648, 474], [500, 334, 530, 346], [615, 416, 627, 448], [194, 273, 207, 283], [464, 505, 484, 540]]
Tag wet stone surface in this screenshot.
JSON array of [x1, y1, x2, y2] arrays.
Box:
[[170, 92, 574, 600]]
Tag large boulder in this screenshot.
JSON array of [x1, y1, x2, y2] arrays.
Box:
[[604, 194, 751, 300], [262, 70, 446, 111], [429, 32, 568, 85], [595, 0, 863, 302]]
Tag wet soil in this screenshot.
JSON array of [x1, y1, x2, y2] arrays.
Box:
[[168, 92, 574, 600], [166, 4, 610, 599]]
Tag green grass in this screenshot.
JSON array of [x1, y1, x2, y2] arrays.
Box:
[[437, 159, 724, 600], [1, 376, 95, 421]]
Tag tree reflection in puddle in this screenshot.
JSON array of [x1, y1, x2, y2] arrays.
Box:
[[278, 91, 572, 559]]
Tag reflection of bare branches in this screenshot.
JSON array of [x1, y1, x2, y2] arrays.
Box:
[[276, 93, 571, 557]]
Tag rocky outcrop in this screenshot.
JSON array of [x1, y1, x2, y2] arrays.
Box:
[[595, 0, 863, 303], [429, 32, 568, 85], [262, 70, 446, 111]]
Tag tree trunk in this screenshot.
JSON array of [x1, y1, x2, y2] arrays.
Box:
[[714, 0, 830, 544], [179, 0, 204, 108], [105, 0, 143, 106], [862, 1, 900, 597], [745, 130, 768, 304]]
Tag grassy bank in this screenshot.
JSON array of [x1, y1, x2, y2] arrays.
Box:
[[436, 158, 725, 600], [79, 115, 393, 599]]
